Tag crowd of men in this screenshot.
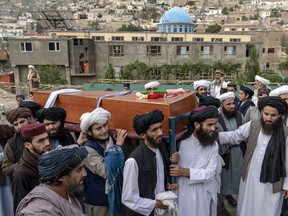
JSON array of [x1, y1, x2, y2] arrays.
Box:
[[1, 71, 288, 216]]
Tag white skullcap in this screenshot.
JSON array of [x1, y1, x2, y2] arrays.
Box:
[[28, 65, 35, 69], [255, 75, 270, 86], [144, 81, 160, 90], [269, 85, 288, 97], [193, 80, 210, 90], [80, 108, 111, 133], [217, 92, 235, 102]]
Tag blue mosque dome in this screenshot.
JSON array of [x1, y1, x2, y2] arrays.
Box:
[[159, 7, 193, 24], [157, 7, 195, 33]]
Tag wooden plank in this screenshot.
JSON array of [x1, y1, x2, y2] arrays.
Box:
[[33, 90, 196, 135]]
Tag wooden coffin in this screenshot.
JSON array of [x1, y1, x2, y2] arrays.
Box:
[[33, 90, 196, 135]]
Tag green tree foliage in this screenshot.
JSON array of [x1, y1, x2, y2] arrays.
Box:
[[222, 7, 229, 15], [244, 47, 261, 82], [37, 65, 68, 85], [104, 63, 115, 79], [117, 23, 144, 32], [251, 14, 260, 20], [139, 7, 161, 20], [90, 20, 101, 30], [212, 60, 241, 74], [206, 24, 221, 33]]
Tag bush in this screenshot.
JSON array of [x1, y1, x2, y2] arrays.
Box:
[[37, 65, 68, 85]]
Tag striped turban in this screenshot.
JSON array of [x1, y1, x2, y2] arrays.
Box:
[[6, 108, 32, 124]]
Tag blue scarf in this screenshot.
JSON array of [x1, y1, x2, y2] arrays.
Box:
[[104, 145, 125, 216]]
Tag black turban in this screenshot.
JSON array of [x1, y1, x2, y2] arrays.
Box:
[[36, 107, 67, 123], [6, 108, 32, 124], [199, 96, 221, 108], [39, 145, 88, 181], [19, 100, 41, 118], [133, 109, 164, 135], [258, 96, 287, 115], [189, 106, 219, 124], [240, 85, 254, 98]]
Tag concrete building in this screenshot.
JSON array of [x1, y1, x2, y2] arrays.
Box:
[[8, 31, 260, 85]]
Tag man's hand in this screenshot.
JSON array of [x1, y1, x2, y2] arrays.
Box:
[[170, 164, 189, 177], [114, 129, 128, 146], [283, 190, 288, 199], [77, 131, 87, 146], [170, 152, 180, 164], [155, 200, 168, 209], [167, 183, 178, 190]]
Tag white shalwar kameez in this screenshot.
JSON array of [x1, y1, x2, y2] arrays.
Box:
[[122, 147, 166, 216], [219, 121, 288, 216], [177, 135, 219, 216]]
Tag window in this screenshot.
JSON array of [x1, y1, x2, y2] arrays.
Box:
[[48, 42, 60, 51], [211, 38, 223, 42], [193, 37, 204, 42], [224, 46, 236, 55], [92, 36, 105, 41], [171, 37, 183, 42], [201, 46, 213, 55], [132, 37, 144, 41], [230, 38, 241, 42], [20, 42, 32, 52], [177, 46, 189, 55], [109, 45, 124, 57], [268, 48, 275, 53], [147, 45, 161, 56], [262, 48, 265, 53], [151, 37, 161, 41], [111, 36, 124, 41]]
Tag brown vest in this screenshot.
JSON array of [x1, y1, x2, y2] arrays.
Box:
[[241, 120, 288, 193]]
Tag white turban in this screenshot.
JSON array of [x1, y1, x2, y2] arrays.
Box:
[[80, 108, 111, 132], [28, 65, 35, 69], [193, 80, 210, 90], [217, 92, 235, 102], [144, 81, 160, 90], [269, 85, 288, 97], [255, 75, 270, 86]]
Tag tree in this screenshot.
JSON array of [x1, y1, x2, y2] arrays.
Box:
[[104, 63, 115, 79], [117, 23, 144, 32], [90, 20, 101, 30], [37, 65, 68, 85], [222, 7, 229, 15], [244, 47, 261, 82], [206, 24, 221, 33]]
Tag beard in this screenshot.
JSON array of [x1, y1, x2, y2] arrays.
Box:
[[48, 125, 64, 139], [194, 126, 218, 147], [222, 107, 237, 119], [261, 117, 280, 135], [196, 92, 207, 98], [68, 182, 85, 198], [146, 134, 162, 148]]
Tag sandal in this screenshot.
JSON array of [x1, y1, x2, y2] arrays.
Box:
[[225, 195, 237, 207]]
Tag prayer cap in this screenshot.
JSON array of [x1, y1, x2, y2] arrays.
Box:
[[21, 123, 46, 138], [133, 109, 164, 135], [39, 145, 88, 181], [36, 107, 66, 123], [255, 75, 270, 86], [215, 69, 225, 76], [193, 80, 210, 90], [217, 92, 235, 103], [189, 106, 219, 124], [199, 96, 221, 108], [19, 100, 41, 117], [240, 85, 254, 97], [123, 83, 130, 89], [144, 81, 160, 90], [258, 96, 287, 115], [269, 85, 288, 97], [80, 107, 111, 133], [227, 83, 237, 90], [6, 108, 32, 124], [28, 65, 35, 69]]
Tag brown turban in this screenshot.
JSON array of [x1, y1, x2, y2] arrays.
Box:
[[133, 109, 164, 135], [6, 108, 32, 124], [36, 107, 67, 123]]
